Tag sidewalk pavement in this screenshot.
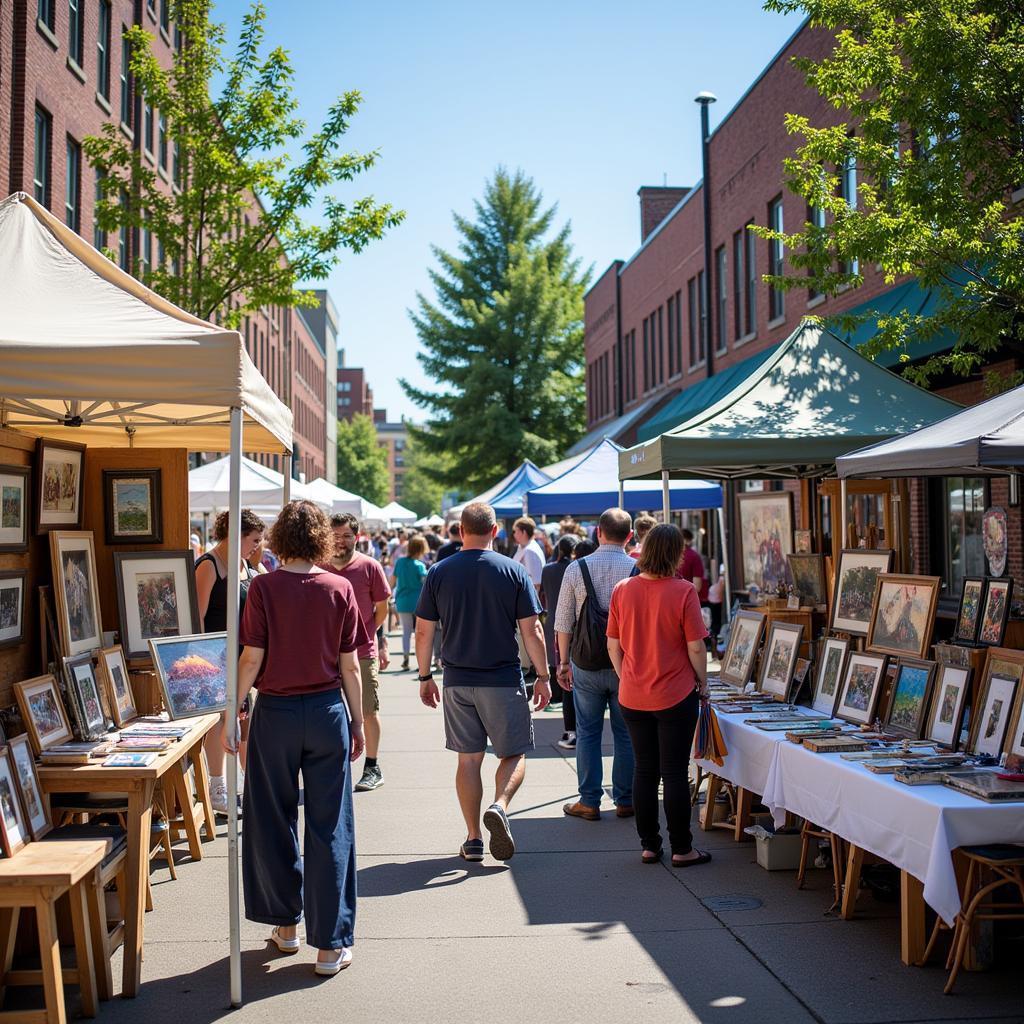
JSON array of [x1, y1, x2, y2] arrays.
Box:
[[85, 661, 1021, 1024]]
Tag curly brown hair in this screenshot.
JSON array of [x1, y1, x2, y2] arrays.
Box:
[[212, 508, 265, 541], [268, 500, 333, 564], [636, 523, 684, 579]]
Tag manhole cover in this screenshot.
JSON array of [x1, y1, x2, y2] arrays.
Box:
[[702, 895, 763, 912]]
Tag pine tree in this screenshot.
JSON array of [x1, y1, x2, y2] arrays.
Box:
[[336, 414, 389, 506], [401, 169, 589, 494]]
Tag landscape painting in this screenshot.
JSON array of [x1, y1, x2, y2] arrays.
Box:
[[830, 549, 893, 635], [884, 660, 935, 738], [0, 466, 29, 551], [104, 469, 162, 544], [867, 574, 940, 659], [151, 633, 229, 719]]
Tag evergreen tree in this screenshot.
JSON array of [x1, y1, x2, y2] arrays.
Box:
[[336, 414, 389, 506], [401, 169, 589, 493], [400, 434, 451, 518]]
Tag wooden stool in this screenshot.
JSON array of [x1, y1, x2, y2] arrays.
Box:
[[919, 844, 1024, 994], [796, 820, 845, 906]]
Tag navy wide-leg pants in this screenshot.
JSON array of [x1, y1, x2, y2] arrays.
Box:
[[242, 688, 356, 949]]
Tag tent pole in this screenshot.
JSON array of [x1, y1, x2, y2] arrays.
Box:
[[840, 477, 849, 550], [717, 505, 732, 624], [618, 480, 625, 508], [283, 453, 292, 506], [226, 408, 243, 1009], [661, 471, 670, 521]]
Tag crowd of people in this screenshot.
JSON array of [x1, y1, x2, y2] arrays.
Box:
[[207, 498, 714, 975]]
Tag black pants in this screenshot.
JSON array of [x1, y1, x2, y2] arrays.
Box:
[[548, 663, 577, 732], [620, 692, 699, 855]]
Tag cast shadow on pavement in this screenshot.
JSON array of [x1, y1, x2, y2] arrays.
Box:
[[358, 857, 506, 897]]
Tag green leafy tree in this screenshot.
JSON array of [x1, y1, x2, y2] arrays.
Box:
[[337, 414, 389, 506], [83, 0, 403, 326], [401, 168, 589, 493], [400, 433, 456, 517], [759, 0, 1024, 388]]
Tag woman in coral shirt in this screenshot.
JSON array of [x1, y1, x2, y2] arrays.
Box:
[[607, 524, 711, 867]]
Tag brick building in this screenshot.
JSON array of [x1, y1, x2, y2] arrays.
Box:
[[337, 358, 374, 422], [374, 410, 407, 504]]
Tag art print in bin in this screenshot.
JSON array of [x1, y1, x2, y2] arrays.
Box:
[[150, 633, 228, 719]]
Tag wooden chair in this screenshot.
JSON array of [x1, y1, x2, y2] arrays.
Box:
[[796, 820, 845, 907]]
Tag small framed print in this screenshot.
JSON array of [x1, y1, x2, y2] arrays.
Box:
[[811, 637, 850, 717], [954, 577, 986, 643], [34, 439, 85, 534], [96, 645, 138, 727], [50, 531, 104, 658], [8, 735, 51, 840], [925, 664, 972, 751], [969, 648, 1024, 756], [0, 465, 30, 552], [14, 674, 74, 755], [866, 574, 940, 660], [757, 622, 803, 702], [883, 658, 937, 739], [977, 577, 1013, 647], [103, 469, 163, 545], [794, 529, 812, 555], [0, 571, 27, 651], [0, 752, 29, 857], [830, 549, 894, 636], [113, 550, 200, 660], [63, 654, 110, 739], [787, 554, 827, 608], [835, 652, 888, 726], [720, 610, 766, 686]]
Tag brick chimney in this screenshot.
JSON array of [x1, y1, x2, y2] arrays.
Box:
[[638, 186, 691, 243]]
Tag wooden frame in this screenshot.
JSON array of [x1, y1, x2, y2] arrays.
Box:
[[925, 663, 972, 751], [113, 549, 200, 660], [737, 491, 793, 592], [757, 621, 803, 702], [8, 735, 52, 840], [63, 653, 110, 739], [96, 644, 138, 727], [34, 438, 85, 533], [830, 548, 894, 636], [1005, 673, 1024, 760], [953, 576, 986, 643], [866, 573, 940, 660], [102, 468, 163, 544], [835, 652, 888, 726], [150, 632, 228, 719], [0, 464, 30, 552], [977, 577, 1013, 647], [14, 674, 74, 755], [883, 658, 937, 739], [38, 585, 60, 673], [49, 530, 103, 658], [969, 648, 1024, 757], [0, 750, 29, 856], [0, 569, 28, 651], [719, 609, 766, 686], [787, 553, 827, 608], [811, 636, 850, 717]]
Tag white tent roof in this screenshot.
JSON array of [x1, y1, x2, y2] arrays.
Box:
[[0, 192, 291, 452], [837, 381, 1024, 478], [305, 477, 372, 517], [189, 455, 324, 514], [381, 500, 417, 524]]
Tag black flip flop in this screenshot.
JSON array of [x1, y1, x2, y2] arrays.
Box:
[[641, 848, 663, 865], [672, 851, 712, 868]]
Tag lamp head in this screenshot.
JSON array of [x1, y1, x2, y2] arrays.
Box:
[[694, 91, 717, 105]]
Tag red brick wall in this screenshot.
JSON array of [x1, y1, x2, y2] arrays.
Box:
[[290, 309, 327, 481], [638, 186, 690, 242]]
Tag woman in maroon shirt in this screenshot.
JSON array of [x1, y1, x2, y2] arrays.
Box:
[[223, 500, 369, 976]]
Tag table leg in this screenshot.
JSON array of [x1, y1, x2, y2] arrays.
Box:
[[122, 782, 155, 998], [841, 844, 865, 920], [68, 882, 97, 1018], [191, 740, 216, 841], [0, 906, 20, 1006], [733, 787, 754, 842], [900, 870, 926, 966], [85, 867, 113, 1002], [700, 774, 721, 831], [35, 895, 66, 1024], [167, 762, 203, 862]]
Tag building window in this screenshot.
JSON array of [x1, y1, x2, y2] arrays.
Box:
[[172, 139, 181, 186], [768, 196, 785, 321], [937, 477, 986, 595], [93, 170, 106, 250], [732, 229, 744, 340], [687, 277, 698, 367], [697, 269, 707, 363], [33, 106, 52, 207], [140, 210, 151, 278], [68, 0, 83, 65], [158, 112, 167, 170], [744, 221, 757, 336], [118, 189, 129, 270], [666, 295, 676, 377], [715, 245, 727, 353], [159, 0, 169, 32], [97, 0, 111, 98], [38, 0, 55, 30], [65, 137, 81, 232], [119, 28, 132, 126], [143, 102, 154, 155], [840, 151, 859, 276], [642, 317, 649, 392], [807, 200, 826, 301]]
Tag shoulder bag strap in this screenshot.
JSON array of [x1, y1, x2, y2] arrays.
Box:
[[578, 559, 604, 613]]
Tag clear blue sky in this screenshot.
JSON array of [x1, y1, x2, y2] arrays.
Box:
[[213, 1, 802, 422]]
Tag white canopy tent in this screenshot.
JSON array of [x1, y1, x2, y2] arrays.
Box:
[[414, 513, 445, 528], [304, 476, 370, 517], [0, 192, 291, 1006], [381, 500, 417, 525], [189, 455, 326, 515]]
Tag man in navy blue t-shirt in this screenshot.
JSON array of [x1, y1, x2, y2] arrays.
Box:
[[415, 502, 550, 863]]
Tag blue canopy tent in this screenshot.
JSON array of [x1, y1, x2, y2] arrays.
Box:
[[448, 459, 552, 519]]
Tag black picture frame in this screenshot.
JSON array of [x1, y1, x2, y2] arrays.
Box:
[[0, 464, 30, 553], [0, 571, 27, 651], [34, 438, 85, 534], [103, 468, 163, 545], [977, 577, 1014, 647], [953, 576, 986, 643], [113, 550, 200, 660], [883, 657, 937, 740]]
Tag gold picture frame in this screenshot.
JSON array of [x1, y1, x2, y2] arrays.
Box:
[[866, 573, 940, 661]]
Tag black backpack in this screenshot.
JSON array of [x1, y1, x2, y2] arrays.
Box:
[[569, 560, 613, 671]]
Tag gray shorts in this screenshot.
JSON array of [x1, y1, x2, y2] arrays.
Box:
[[442, 683, 534, 758]]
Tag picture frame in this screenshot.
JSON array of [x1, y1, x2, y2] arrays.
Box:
[[13, 675, 73, 755], [38, 586, 61, 675], [977, 577, 1014, 647], [0, 464, 30, 552], [835, 652, 888, 726], [737, 491, 793, 592], [786, 553, 827, 608], [883, 658, 937, 739], [1004, 676, 1024, 761], [925, 664, 972, 751], [757, 622, 803, 702], [953, 576, 986, 644], [0, 570, 27, 651], [969, 648, 1024, 757], [866, 573, 941, 660], [34, 438, 85, 534], [150, 632, 228, 719], [0, 751, 29, 857], [96, 645, 138, 727], [113, 550, 200, 660], [8, 735, 51, 840], [719, 610, 766, 687], [829, 548, 894, 636], [811, 636, 850, 717], [49, 531, 103, 658], [102, 468, 163, 545], [63, 653, 110, 739], [793, 529, 812, 555]]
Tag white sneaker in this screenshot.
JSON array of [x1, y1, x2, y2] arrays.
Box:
[[270, 927, 300, 954], [557, 732, 577, 750], [314, 948, 352, 975], [210, 780, 242, 818]]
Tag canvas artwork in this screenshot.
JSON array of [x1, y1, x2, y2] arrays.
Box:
[[978, 579, 1014, 647], [884, 659, 936, 739], [758, 623, 802, 700], [0, 465, 29, 552], [0, 572, 26, 649], [137, 572, 180, 639], [830, 549, 894, 636], [812, 637, 849, 717], [787, 554, 826, 607], [720, 611, 765, 686], [0, 756, 28, 857], [867, 574, 940, 659], [926, 665, 971, 750], [103, 469, 162, 544], [954, 577, 985, 643], [8, 735, 51, 840], [35, 440, 84, 532], [114, 551, 199, 659], [738, 493, 793, 591], [836, 653, 887, 725], [14, 675, 73, 754], [151, 633, 229, 719]]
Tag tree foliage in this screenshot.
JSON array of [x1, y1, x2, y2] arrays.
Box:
[[401, 168, 589, 493], [336, 414, 389, 506], [83, 0, 403, 326], [400, 434, 453, 518], [760, 0, 1024, 388]]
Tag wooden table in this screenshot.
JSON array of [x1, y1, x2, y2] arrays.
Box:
[[37, 714, 219, 998]]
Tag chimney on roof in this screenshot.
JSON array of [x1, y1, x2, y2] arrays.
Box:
[[638, 186, 690, 243]]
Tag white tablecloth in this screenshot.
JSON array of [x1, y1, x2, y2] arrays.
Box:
[[695, 707, 792, 794]]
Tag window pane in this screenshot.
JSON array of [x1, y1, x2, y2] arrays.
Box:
[[68, 0, 82, 64], [65, 137, 80, 231], [97, 1, 110, 97], [93, 170, 106, 249], [120, 30, 132, 125], [745, 222, 757, 335], [732, 230, 744, 340], [715, 246, 727, 352], [33, 107, 51, 206], [946, 477, 985, 594]]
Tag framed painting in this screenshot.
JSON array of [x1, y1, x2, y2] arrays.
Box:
[[719, 610, 766, 687], [835, 652, 888, 726], [811, 636, 849, 717], [866, 574, 940, 660], [114, 550, 200, 660], [13, 674, 73, 755], [787, 554, 827, 608], [8, 735, 51, 840], [1004, 677, 1024, 761], [793, 529, 812, 555], [0, 752, 29, 857], [953, 576, 986, 643], [925, 664, 972, 751], [0, 465, 30, 552], [0, 571, 27, 651], [96, 645, 138, 727], [829, 549, 894, 636], [883, 658, 936, 739], [757, 622, 803, 702], [63, 653, 109, 739], [34, 439, 85, 533], [737, 492, 793, 592], [150, 632, 228, 719], [969, 648, 1024, 757], [977, 577, 1013, 647], [102, 469, 163, 545], [49, 531, 103, 658]]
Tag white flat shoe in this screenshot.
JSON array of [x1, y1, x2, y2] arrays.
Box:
[[314, 947, 353, 976], [270, 927, 300, 954]]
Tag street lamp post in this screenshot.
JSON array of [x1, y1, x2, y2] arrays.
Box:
[[695, 91, 717, 378]]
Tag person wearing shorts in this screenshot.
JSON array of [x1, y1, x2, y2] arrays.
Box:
[[414, 502, 550, 863]]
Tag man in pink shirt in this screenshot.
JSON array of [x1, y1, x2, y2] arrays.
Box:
[[679, 529, 708, 601]]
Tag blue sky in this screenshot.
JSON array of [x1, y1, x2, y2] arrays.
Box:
[[213, 1, 802, 422]]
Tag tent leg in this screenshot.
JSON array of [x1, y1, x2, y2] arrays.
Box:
[[227, 408, 243, 1009], [717, 505, 731, 624], [618, 480, 625, 508], [283, 454, 292, 506], [661, 471, 670, 521], [840, 477, 849, 549]]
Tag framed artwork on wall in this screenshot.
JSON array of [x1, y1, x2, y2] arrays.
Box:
[[49, 531, 104, 658], [0, 570, 27, 651], [150, 632, 228, 719], [113, 550, 200, 660], [829, 549, 893, 636], [719, 610, 766, 687], [34, 439, 85, 533], [757, 622, 803, 702], [0, 465, 30, 552], [883, 658, 937, 739], [811, 637, 849, 717], [866, 574, 940, 660], [977, 577, 1013, 647], [737, 492, 793, 592], [102, 469, 163, 545], [953, 576, 986, 643], [13, 674, 73, 755], [8, 735, 52, 840], [925, 664, 972, 751], [835, 652, 888, 726]]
